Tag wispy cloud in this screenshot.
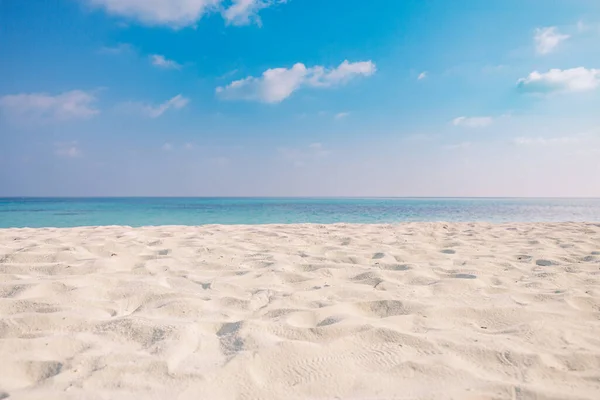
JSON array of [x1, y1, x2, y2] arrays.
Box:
[[512, 136, 583, 146], [150, 54, 182, 69], [85, 0, 284, 28], [417, 71, 427, 80], [452, 116, 493, 128], [534, 26, 569, 54], [55, 141, 82, 158], [216, 60, 376, 103], [146, 95, 189, 117], [576, 20, 589, 33], [334, 112, 350, 120], [98, 43, 133, 55], [218, 69, 239, 80], [0, 90, 99, 124], [517, 68, 600, 94], [121, 94, 190, 118], [162, 142, 173, 151]]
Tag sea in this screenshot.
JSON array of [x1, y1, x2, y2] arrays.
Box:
[[1, 197, 599, 228]]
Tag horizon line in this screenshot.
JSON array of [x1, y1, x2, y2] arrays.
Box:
[[1, 196, 600, 200]]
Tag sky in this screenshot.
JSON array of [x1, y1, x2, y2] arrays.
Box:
[[1, 0, 600, 197]]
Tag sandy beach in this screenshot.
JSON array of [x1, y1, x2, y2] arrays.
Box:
[[0, 222, 599, 399]]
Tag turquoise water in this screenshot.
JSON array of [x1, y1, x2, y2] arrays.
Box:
[[1, 198, 599, 228]]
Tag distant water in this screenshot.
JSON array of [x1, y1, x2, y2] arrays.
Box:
[[1, 198, 599, 228]]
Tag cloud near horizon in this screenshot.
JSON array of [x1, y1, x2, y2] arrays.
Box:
[[216, 60, 376, 103], [512, 133, 590, 146]]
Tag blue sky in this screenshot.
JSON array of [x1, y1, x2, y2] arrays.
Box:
[[1, 0, 600, 197]]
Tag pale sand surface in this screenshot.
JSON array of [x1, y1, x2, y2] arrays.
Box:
[[1, 223, 600, 399]]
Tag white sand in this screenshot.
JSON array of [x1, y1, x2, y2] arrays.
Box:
[[1, 222, 599, 399]]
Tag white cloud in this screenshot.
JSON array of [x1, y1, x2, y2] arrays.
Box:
[[150, 54, 182, 69], [222, 0, 284, 26], [85, 0, 219, 27], [55, 142, 82, 158], [452, 116, 493, 128], [184, 143, 194, 150], [162, 142, 173, 151], [122, 94, 189, 118], [306, 60, 377, 87], [418, 71, 427, 80], [517, 68, 600, 94], [334, 112, 350, 120], [534, 27, 569, 54], [216, 60, 376, 103], [0, 90, 99, 123], [85, 0, 283, 28], [217, 63, 306, 103]]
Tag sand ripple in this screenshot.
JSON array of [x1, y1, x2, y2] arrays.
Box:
[[0, 222, 599, 399]]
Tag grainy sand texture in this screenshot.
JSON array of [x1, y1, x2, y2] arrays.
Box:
[[1, 223, 600, 400]]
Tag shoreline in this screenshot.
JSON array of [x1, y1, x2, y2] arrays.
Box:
[[1, 222, 599, 398], [2, 220, 600, 230]]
